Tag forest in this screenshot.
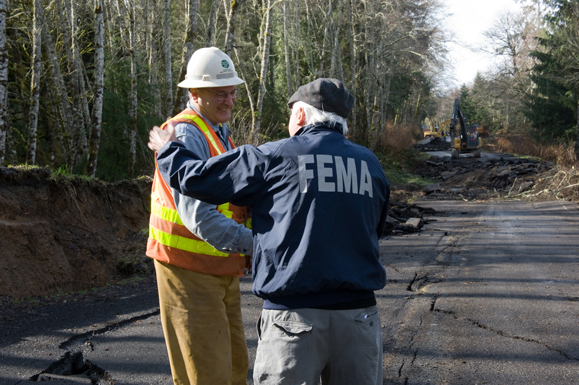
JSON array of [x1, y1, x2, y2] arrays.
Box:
[[0, 0, 577, 181]]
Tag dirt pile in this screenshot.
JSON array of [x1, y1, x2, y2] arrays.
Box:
[[413, 137, 451, 152], [0, 167, 152, 300], [383, 201, 438, 235], [414, 156, 561, 200]]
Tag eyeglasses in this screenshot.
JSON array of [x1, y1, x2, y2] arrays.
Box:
[[204, 88, 237, 101]]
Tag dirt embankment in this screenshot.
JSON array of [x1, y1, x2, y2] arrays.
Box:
[[0, 166, 436, 301], [0, 167, 152, 300]]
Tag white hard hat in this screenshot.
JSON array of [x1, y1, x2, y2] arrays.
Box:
[[178, 47, 244, 88]]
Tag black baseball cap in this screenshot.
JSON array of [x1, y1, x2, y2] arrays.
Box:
[[287, 78, 354, 119]]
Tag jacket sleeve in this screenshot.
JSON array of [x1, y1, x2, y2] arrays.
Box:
[[156, 140, 267, 208], [171, 123, 253, 255]]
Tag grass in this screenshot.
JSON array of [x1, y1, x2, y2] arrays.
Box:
[[487, 133, 577, 166], [51, 165, 95, 182], [375, 151, 438, 186]]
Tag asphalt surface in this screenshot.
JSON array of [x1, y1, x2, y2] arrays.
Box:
[[1, 200, 578, 384]]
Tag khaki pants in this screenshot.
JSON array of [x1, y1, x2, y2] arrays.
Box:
[[253, 306, 382, 385], [154, 260, 248, 385]]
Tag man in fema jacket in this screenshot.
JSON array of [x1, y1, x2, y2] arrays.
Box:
[[149, 78, 390, 385]]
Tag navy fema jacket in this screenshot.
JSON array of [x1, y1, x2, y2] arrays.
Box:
[[156, 122, 390, 310]]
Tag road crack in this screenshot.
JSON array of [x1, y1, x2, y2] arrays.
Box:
[[433, 308, 577, 361], [59, 308, 160, 349]]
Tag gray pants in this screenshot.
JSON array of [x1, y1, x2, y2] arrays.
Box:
[[253, 306, 383, 385]]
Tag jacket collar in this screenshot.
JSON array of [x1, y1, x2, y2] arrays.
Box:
[[295, 121, 344, 137]]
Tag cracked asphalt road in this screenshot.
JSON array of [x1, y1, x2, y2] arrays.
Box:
[[379, 199, 579, 384], [1, 200, 578, 384]]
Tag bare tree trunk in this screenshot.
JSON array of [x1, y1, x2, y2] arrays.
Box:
[[114, 0, 127, 44], [364, 0, 376, 144], [70, 0, 91, 140], [224, 0, 253, 129], [269, 50, 275, 88], [129, 2, 138, 177], [383, 54, 393, 122], [104, 0, 115, 55], [576, 98, 579, 162], [252, 0, 274, 144], [164, 0, 173, 118], [346, 0, 356, 132], [0, 0, 7, 164], [144, 0, 151, 81], [293, 0, 300, 89], [318, 0, 333, 77], [304, 1, 315, 76], [224, 0, 245, 57], [86, 0, 105, 177], [330, 0, 343, 78], [47, 85, 63, 165], [206, 0, 219, 47], [372, 32, 383, 141], [27, 0, 43, 164], [233, 46, 256, 130], [61, 0, 86, 166], [42, 21, 74, 166], [145, 0, 162, 116], [174, 0, 199, 113], [283, 0, 293, 97]]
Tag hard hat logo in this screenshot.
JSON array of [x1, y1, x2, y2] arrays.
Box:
[[177, 47, 244, 89]]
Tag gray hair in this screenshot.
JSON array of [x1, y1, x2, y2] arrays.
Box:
[[292, 101, 349, 136]]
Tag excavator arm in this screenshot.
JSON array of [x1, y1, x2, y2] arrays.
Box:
[[449, 98, 481, 159]]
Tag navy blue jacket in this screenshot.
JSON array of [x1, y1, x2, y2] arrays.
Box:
[[157, 122, 390, 309]]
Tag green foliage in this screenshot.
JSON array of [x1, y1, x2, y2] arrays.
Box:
[[97, 88, 162, 181], [525, 51, 577, 140], [459, 85, 476, 124]]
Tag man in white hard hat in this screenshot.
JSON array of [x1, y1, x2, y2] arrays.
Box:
[[146, 47, 252, 385]]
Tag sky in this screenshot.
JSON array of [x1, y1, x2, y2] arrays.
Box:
[[443, 0, 522, 86]]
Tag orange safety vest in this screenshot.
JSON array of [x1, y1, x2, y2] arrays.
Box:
[[146, 108, 251, 276]]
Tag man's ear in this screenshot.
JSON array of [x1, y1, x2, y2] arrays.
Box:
[[296, 107, 306, 126], [189, 88, 199, 102]]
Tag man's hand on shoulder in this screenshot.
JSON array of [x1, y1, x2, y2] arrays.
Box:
[[148, 120, 177, 152]]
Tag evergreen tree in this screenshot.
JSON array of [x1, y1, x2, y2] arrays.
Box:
[[525, 40, 577, 140], [524, 0, 579, 143]]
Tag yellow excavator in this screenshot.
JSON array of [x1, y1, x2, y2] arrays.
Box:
[[423, 126, 442, 139], [423, 120, 451, 139], [449, 99, 481, 159]]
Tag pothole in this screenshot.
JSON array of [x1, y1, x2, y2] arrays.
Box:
[[30, 351, 114, 384]]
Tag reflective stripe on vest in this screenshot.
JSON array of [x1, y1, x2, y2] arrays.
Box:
[[149, 202, 240, 257], [149, 225, 231, 258]]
